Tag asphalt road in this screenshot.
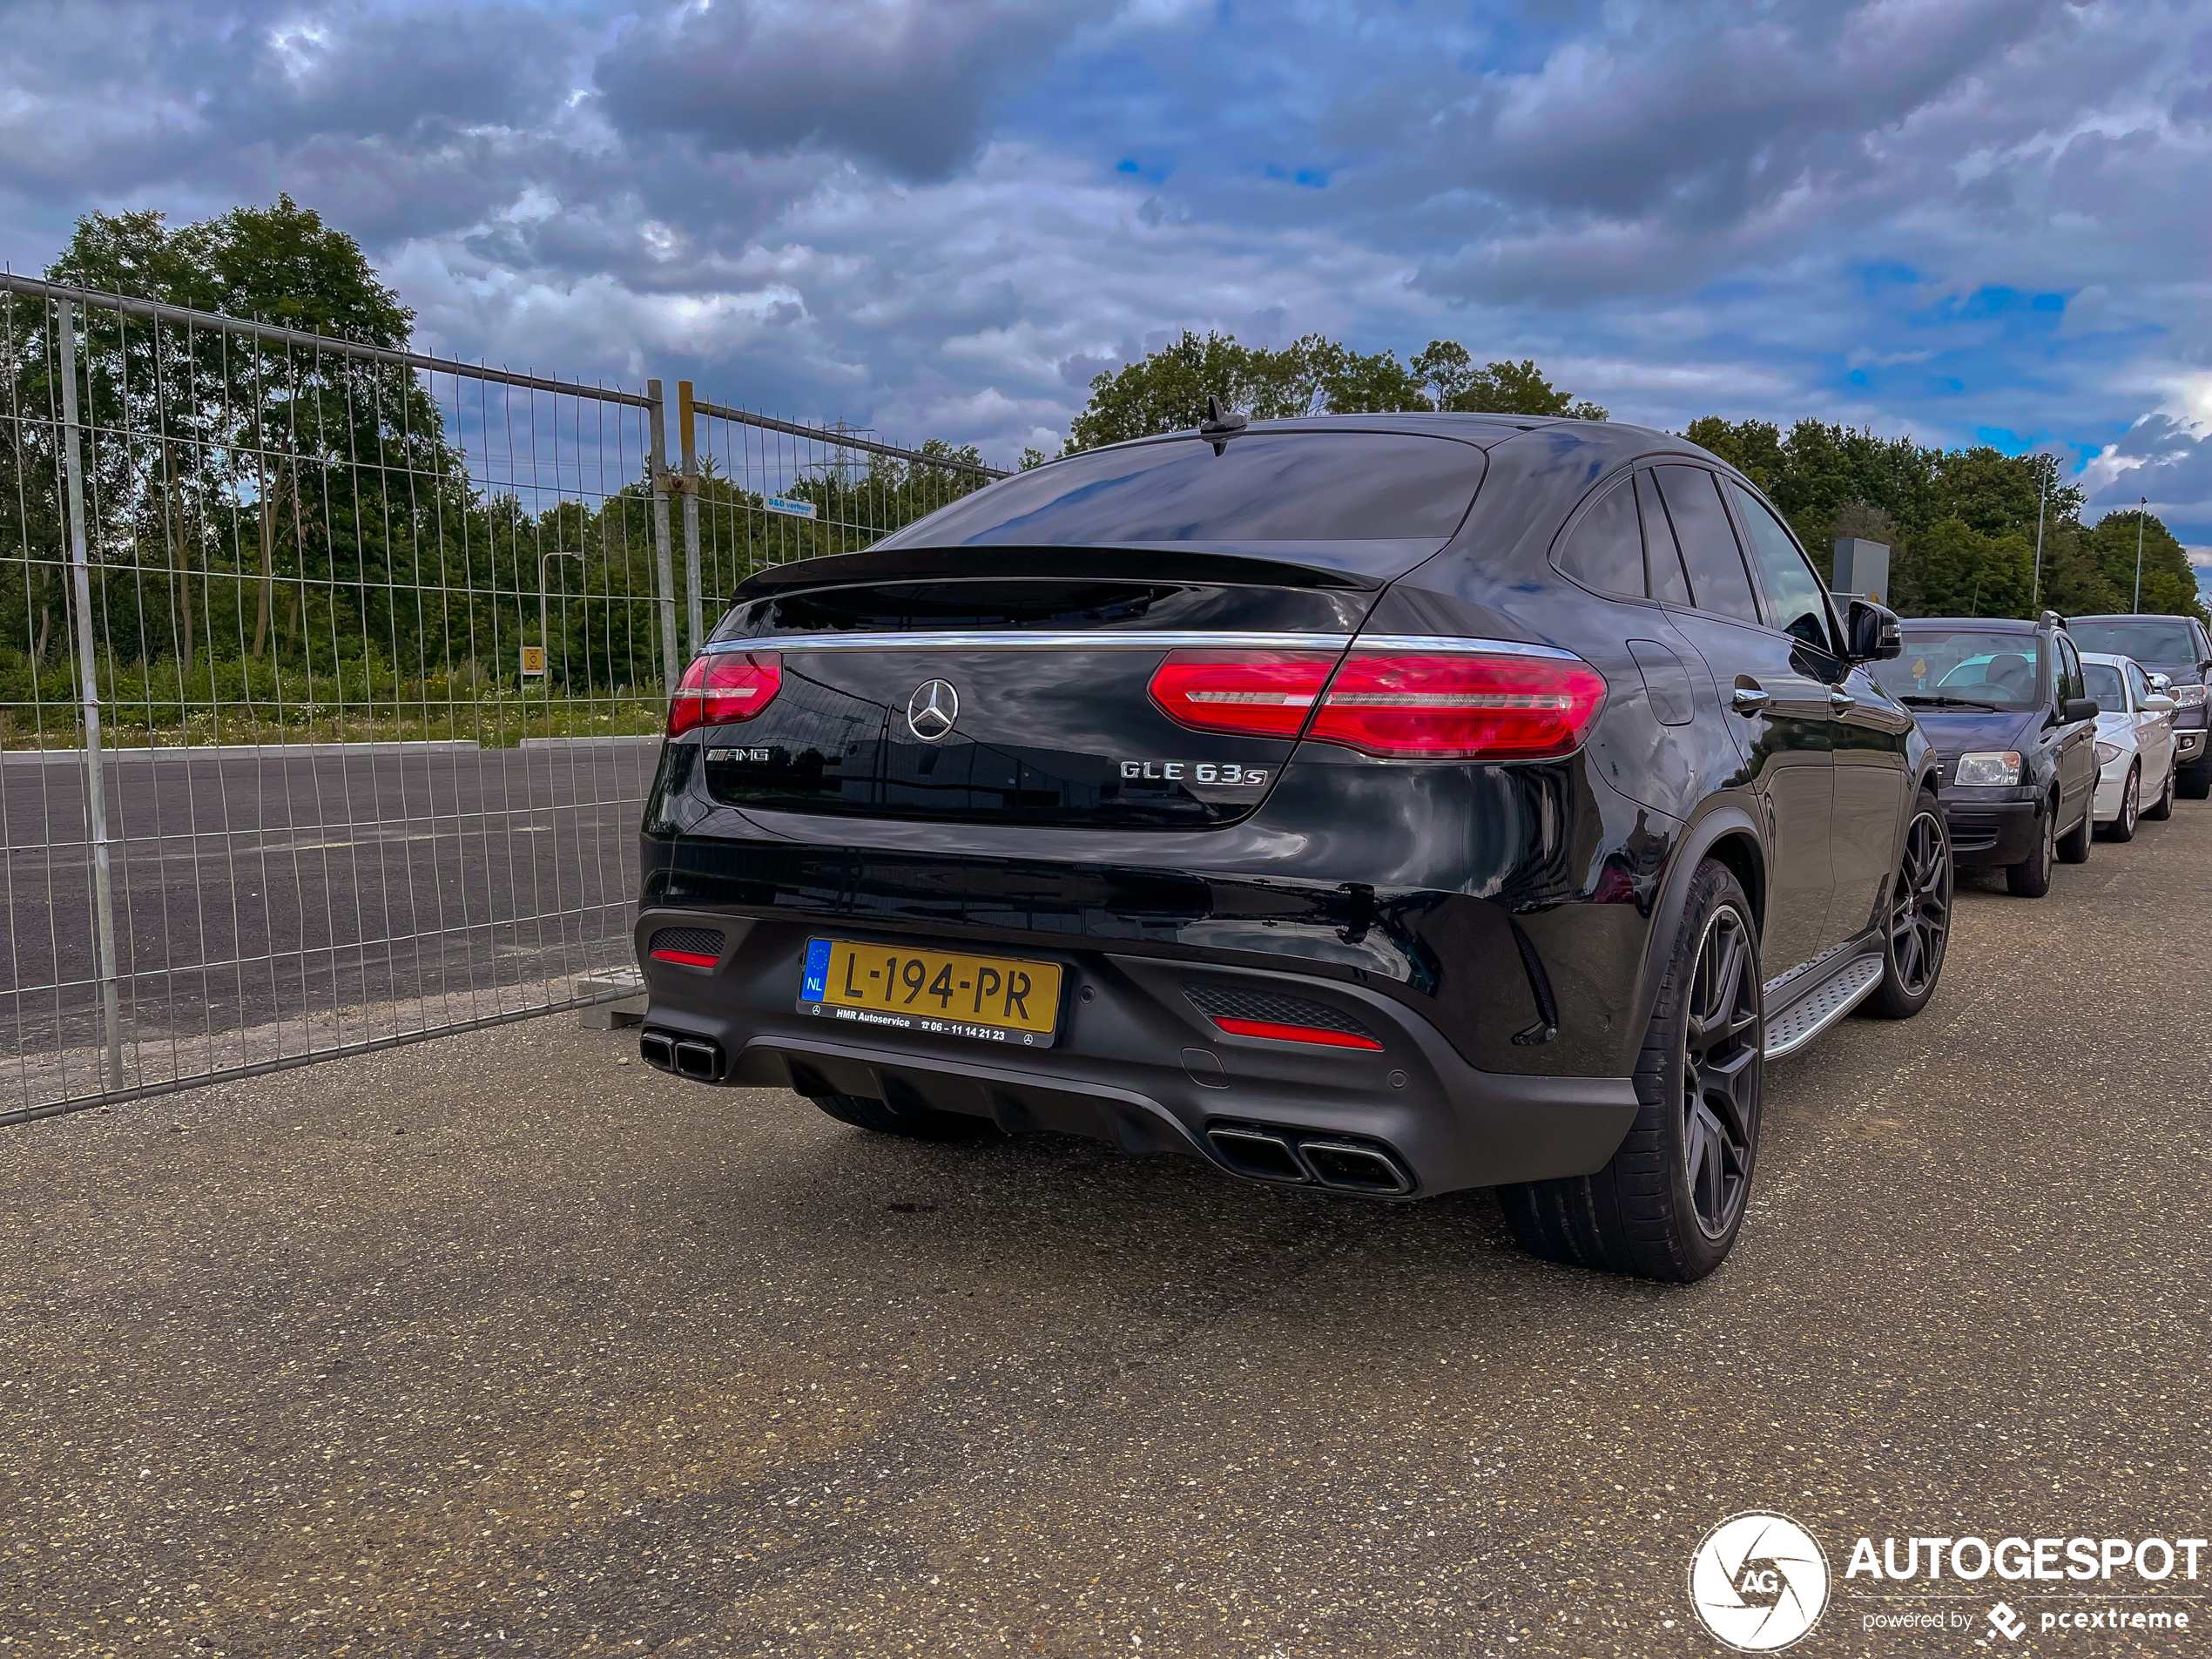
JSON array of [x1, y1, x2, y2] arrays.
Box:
[[1, 743, 655, 1063], [1, 801, 2207, 1657]]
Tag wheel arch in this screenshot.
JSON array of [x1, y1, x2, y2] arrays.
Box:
[[1634, 804, 1766, 1035]]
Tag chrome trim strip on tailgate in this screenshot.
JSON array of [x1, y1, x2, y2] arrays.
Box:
[[704, 631, 1576, 658], [1355, 635, 1581, 661], [705, 630, 1354, 654]]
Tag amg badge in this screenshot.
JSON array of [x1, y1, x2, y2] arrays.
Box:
[[1119, 760, 1268, 785]]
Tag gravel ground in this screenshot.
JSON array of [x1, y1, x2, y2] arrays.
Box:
[[2, 813, 2208, 1658]]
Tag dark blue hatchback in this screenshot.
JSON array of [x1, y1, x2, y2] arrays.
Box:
[[1867, 614, 2101, 897]]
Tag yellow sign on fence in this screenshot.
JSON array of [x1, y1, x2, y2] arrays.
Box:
[[520, 645, 546, 677]]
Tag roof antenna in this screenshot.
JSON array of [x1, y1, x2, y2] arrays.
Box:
[[1199, 394, 1247, 453]]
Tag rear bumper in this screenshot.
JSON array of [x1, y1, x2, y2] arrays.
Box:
[[1942, 790, 2041, 866], [633, 909, 1641, 1198]]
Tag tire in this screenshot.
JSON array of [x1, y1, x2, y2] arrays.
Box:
[[2103, 765, 2141, 842], [811, 1092, 998, 1141], [2145, 757, 2175, 821], [1500, 859, 1762, 1283], [2182, 763, 2211, 801], [2057, 792, 2094, 864], [2006, 796, 2058, 898], [1863, 792, 1950, 1020]]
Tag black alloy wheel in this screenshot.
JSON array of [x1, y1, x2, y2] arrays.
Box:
[[1499, 859, 1764, 1282], [1866, 799, 1951, 1018], [1681, 902, 1762, 1241], [2106, 765, 2141, 842]]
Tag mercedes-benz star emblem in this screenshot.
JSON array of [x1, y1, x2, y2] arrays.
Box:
[[906, 678, 960, 742]]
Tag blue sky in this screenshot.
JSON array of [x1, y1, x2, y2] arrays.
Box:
[[4, 0, 2210, 553]]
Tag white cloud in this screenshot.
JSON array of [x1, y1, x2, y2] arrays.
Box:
[[2, 0, 2210, 537]]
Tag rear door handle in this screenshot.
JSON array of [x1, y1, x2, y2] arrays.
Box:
[[1730, 683, 1771, 715]]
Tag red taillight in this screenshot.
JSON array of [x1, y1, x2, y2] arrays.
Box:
[[1148, 650, 1339, 738], [667, 651, 781, 738], [650, 948, 721, 968], [1211, 1016, 1384, 1050], [1307, 650, 1606, 759]]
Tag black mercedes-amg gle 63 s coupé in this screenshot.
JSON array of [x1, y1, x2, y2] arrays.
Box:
[[634, 413, 1948, 1280]]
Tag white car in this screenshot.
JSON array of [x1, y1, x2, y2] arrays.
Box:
[[2080, 651, 2177, 840]]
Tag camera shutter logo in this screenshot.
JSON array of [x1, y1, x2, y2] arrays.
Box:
[[907, 679, 960, 742], [1687, 1511, 1831, 1651]]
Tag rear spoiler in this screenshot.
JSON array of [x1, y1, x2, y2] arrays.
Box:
[[729, 541, 1444, 597]]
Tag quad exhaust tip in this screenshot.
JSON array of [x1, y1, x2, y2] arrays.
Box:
[[1204, 1123, 1413, 1197], [639, 1028, 724, 1082]]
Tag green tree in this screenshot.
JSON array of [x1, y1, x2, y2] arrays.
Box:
[[1933, 446, 2080, 541], [2030, 523, 2122, 617], [1670, 415, 2187, 622], [1067, 330, 1262, 448], [1410, 341, 1605, 418], [1067, 330, 1601, 452], [1897, 522, 2034, 618], [1684, 417, 1784, 491], [2086, 509, 2200, 619]]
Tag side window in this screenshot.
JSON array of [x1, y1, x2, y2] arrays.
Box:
[[2057, 637, 2086, 705], [1634, 471, 1690, 604], [2127, 661, 2151, 705], [1728, 482, 1839, 655], [1554, 480, 1646, 598], [1653, 466, 1760, 624]]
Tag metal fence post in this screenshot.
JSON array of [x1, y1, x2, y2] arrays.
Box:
[[647, 377, 682, 690], [678, 380, 704, 658], [56, 299, 125, 1092]]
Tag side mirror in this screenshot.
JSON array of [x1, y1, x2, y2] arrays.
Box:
[[1844, 597, 1901, 663], [2063, 698, 2101, 722], [2148, 672, 2174, 694], [2144, 693, 2176, 713]]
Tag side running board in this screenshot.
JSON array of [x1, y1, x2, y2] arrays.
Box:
[[1764, 955, 1885, 1060]]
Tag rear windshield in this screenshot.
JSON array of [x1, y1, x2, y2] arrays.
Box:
[[874, 433, 1481, 545], [2066, 617, 2200, 665], [1871, 628, 2045, 710]]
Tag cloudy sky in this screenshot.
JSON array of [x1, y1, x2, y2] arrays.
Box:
[[4, 0, 2210, 546]]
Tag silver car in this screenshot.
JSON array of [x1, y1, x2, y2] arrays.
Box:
[[2080, 651, 2178, 840]]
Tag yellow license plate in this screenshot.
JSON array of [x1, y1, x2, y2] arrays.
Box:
[[798, 937, 1063, 1047]]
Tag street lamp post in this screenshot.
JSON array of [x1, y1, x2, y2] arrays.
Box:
[[2133, 498, 2147, 613], [540, 550, 583, 689], [2031, 467, 2047, 610]]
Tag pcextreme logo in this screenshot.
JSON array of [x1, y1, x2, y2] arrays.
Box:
[[1688, 1510, 1832, 1651]]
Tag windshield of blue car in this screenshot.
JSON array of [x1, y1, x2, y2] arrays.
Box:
[[1869, 630, 2045, 711], [2066, 617, 2198, 665], [2080, 663, 2128, 711]]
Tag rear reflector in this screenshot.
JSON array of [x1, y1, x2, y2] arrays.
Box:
[[668, 651, 781, 738], [650, 948, 721, 968], [1148, 649, 1339, 738], [1308, 649, 1607, 760], [1211, 1015, 1384, 1050]]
